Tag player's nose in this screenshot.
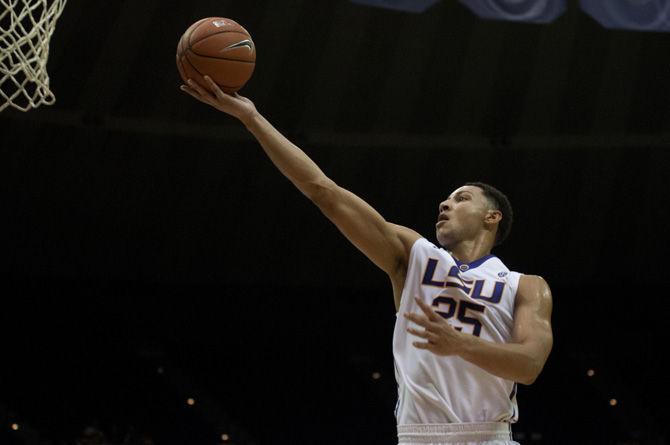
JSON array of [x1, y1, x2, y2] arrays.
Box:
[[439, 201, 450, 213]]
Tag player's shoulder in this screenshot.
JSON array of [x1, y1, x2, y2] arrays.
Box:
[[517, 274, 552, 300], [519, 274, 550, 287]]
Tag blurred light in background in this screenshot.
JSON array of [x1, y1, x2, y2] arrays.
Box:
[[580, 0, 670, 32], [349, 0, 441, 13], [458, 0, 567, 23]]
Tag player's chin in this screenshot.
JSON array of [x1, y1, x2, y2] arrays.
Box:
[[435, 230, 451, 248]]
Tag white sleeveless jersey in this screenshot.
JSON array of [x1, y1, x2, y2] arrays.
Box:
[[393, 238, 521, 425]]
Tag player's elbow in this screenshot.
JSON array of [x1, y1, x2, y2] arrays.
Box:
[[516, 332, 552, 385], [305, 177, 339, 207], [518, 359, 545, 385], [518, 373, 538, 386]]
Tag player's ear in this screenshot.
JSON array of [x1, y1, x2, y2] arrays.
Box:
[[485, 209, 502, 225]]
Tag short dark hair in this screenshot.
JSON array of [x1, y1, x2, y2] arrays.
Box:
[[465, 182, 513, 246]]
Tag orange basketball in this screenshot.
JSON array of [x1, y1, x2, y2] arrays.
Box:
[[176, 17, 256, 94]]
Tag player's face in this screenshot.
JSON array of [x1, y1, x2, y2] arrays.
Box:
[[436, 185, 492, 248]]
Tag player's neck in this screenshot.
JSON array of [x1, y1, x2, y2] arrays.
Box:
[[448, 238, 494, 264]]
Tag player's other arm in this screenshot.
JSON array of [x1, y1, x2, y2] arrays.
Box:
[[460, 275, 553, 384], [406, 275, 553, 385], [180, 77, 421, 277]]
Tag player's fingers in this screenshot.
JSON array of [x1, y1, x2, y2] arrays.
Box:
[[180, 85, 215, 106], [180, 84, 202, 98], [408, 328, 440, 343], [406, 326, 430, 339], [203, 75, 228, 100], [180, 85, 206, 101], [180, 84, 195, 94], [412, 341, 432, 350], [403, 312, 430, 328], [186, 79, 213, 99], [414, 297, 441, 322]]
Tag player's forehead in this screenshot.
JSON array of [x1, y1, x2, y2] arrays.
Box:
[[446, 185, 484, 200]]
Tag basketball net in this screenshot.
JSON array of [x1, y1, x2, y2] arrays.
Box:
[[0, 0, 66, 112]]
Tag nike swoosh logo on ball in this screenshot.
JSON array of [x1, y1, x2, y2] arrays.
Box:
[[221, 39, 254, 53]]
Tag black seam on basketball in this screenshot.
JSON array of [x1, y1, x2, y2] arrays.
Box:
[[186, 18, 212, 47], [188, 29, 251, 47], [183, 53, 244, 89], [187, 50, 255, 64]]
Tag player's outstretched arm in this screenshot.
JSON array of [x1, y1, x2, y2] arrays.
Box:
[[405, 275, 553, 385], [180, 77, 420, 279]]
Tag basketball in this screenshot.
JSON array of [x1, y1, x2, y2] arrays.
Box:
[[176, 17, 256, 94]]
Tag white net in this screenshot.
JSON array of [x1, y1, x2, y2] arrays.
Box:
[[0, 0, 66, 112]]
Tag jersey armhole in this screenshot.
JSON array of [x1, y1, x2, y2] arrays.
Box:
[[395, 237, 432, 315]]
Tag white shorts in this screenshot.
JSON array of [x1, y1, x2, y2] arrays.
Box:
[[397, 422, 518, 445]]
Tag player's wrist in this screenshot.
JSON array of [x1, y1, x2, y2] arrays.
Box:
[[240, 109, 261, 129], [455, 331, 477, 358]]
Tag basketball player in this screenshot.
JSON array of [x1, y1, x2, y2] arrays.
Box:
[[180, 76, 553, 445]]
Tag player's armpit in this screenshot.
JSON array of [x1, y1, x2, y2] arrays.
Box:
[[312, 181, 421, 277], [511, 275, 554, 384]]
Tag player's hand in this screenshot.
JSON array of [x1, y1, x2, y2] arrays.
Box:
[[404, 297, 470, 356], [180, 76, 258, 124]]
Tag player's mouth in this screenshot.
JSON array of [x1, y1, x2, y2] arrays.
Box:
[[436, 214, 450, 226]]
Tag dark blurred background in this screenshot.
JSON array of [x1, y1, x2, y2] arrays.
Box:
[[1, 0, 669, 444]]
